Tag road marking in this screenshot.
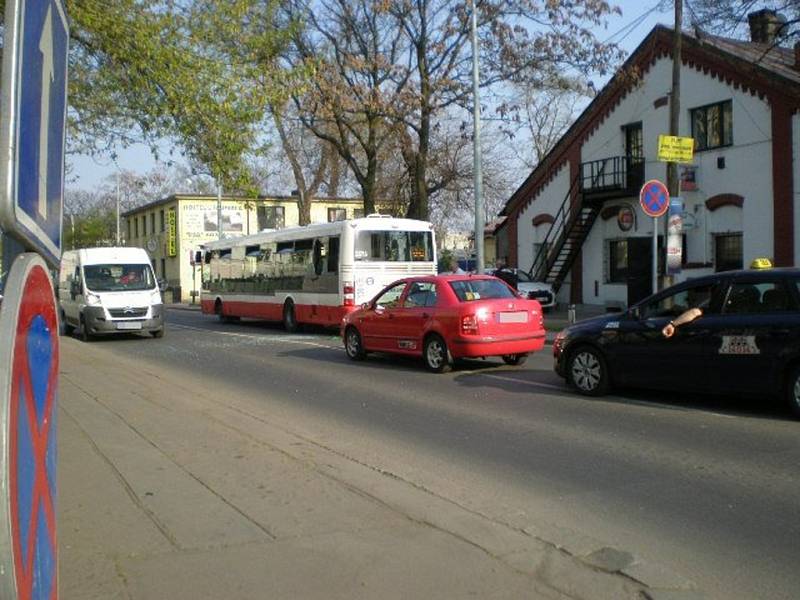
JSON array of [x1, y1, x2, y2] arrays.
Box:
[[478, 373, 565, 391], [169, 323, 339, 349]]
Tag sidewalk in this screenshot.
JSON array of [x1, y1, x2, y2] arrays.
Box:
[[57, 338, 653, 600]]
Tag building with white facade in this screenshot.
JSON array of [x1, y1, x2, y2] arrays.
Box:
[[500, 11, 800, 308]]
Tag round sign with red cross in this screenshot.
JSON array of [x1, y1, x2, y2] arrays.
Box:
[[639, 179, 670, 218], [0, 253, 59, 600]]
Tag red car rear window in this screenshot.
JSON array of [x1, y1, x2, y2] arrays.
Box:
[[449, 279, 516, 302]]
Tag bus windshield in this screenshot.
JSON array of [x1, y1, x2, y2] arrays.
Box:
[[355, 230, 434, 262], [84, 264, 156, 292]]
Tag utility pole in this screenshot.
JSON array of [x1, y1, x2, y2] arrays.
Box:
[[665, 0, 683, 289], [470, 0, 485, 272]]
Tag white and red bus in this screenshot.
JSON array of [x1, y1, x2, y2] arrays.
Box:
[[199, 215, 437, 330]]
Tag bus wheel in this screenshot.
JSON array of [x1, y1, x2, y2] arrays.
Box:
[[215, 299, 224, 321], [283, 300, 298, 333], [345, 327, 366, 361]]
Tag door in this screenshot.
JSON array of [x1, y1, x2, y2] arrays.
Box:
[[704, 279, 800, 396], [392, 281, 437, 354], [612, 280, 721, 391], [358, 282, 407, 352], [626, 237, 652, 306]]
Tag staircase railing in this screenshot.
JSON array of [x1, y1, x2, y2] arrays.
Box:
[[528, 173, 581, 281]]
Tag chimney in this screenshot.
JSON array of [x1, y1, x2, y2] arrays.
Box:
[[748, 9, 787, 44]]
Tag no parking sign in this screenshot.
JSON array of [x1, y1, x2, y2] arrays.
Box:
[[0, 253, 59, 599]]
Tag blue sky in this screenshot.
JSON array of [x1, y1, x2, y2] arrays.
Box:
[[68, 0, 675, 191]]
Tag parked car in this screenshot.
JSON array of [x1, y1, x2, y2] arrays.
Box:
[[342, 274, 546, 372], [552, 267, 800, 417], [516, 270, 556, 310]]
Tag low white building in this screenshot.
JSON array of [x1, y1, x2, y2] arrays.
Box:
[[500, 11, 800, 308]]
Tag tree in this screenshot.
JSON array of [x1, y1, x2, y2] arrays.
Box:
[[0, 0, 290, 193]]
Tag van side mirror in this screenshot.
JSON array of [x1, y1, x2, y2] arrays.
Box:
[[70, 279, 80, 299]]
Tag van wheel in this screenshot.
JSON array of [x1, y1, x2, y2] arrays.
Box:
[[283, 300, 298, 333], [502, 353, 528, 366], [79, 316, 93, 342], [344, 327, 366, 360], [424, 334, 452, 373], [60, 311, 73, 336], [786, 366, 800, 419], [567, 346, 608, 396]]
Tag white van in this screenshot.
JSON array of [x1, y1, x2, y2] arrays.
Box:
[[58, 247, 165, 340]]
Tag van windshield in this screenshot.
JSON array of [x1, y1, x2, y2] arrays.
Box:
[[83, 264, 156, 292]]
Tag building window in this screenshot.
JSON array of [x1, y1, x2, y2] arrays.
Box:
[[691, 100, 732, 151], [714, 233, 742, 272], [257, 206, 285, 230], [140, 216, 146, 236], [161, 258, 166, 279], [134, 217, 139, 238], [354, 208, 365, 219], [150, 212, 155, 235], [127, 219, 132, 241], [160, 209, 165, 232], [623, 122, 643, 160], [608, 240, 629, 283], [328, 208, 347, 222]]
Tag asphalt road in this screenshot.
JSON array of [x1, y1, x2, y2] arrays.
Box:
[[86, 308, 800, 600]]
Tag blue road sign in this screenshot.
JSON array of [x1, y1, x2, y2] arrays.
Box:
[[639, 179, 670, 218], [0, 0, 69, 267]]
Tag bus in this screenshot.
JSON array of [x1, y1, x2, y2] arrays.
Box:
[[199, 215, 437, 330]]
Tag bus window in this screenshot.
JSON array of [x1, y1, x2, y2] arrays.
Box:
[[358, 231, 434, 262], [327, 236, 340, 273]]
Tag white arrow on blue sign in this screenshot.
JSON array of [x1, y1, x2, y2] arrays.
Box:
[[0, 0, 69, 268]]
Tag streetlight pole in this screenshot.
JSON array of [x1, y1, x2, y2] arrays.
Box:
[[216, 180, 223, 240], [116, 170, 121, 245], [470, 0, 484, 272]]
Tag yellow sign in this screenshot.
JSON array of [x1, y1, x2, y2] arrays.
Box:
[[167, 209, 177, 257], [657, 135, 695, 163]]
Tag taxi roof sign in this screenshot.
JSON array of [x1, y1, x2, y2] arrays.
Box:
[[750, 257, 773, 269]]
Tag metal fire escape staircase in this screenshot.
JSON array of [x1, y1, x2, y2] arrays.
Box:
[[528, 156, 642, 293]]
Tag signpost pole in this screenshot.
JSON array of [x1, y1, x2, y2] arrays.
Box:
[[652, 216, 658, 295]]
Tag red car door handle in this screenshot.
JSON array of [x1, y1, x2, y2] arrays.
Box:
[[422, 313, 430, 318]]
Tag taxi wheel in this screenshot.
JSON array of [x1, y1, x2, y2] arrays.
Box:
[[424, 334, 452, 373], [786, 366, 800, 419], [501, 353, 528, 366], [345, 327, 366, 361], [283, 300, 298, 333], [567, 346, 609, 396]]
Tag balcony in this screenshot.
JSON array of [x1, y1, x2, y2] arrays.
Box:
[[580, 156, 644, 201]]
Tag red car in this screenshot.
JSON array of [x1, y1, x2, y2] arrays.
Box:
[[341, 274, 546, 372]]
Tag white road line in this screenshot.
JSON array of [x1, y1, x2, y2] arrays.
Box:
[[169, 323, 340, 349], [478, 373, 565, 391]]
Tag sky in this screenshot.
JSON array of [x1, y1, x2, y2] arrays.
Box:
[[67, 0, 676, 192]]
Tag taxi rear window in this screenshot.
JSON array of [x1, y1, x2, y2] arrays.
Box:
[[450, 279, 516, 302]]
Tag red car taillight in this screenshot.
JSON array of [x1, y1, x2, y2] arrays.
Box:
[[343, 282, 355, 306], [461, 314, 479, 335]]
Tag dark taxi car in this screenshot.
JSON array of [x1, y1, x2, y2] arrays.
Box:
[[553, 268, 800, 417], [342, 275, 546, 372]]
